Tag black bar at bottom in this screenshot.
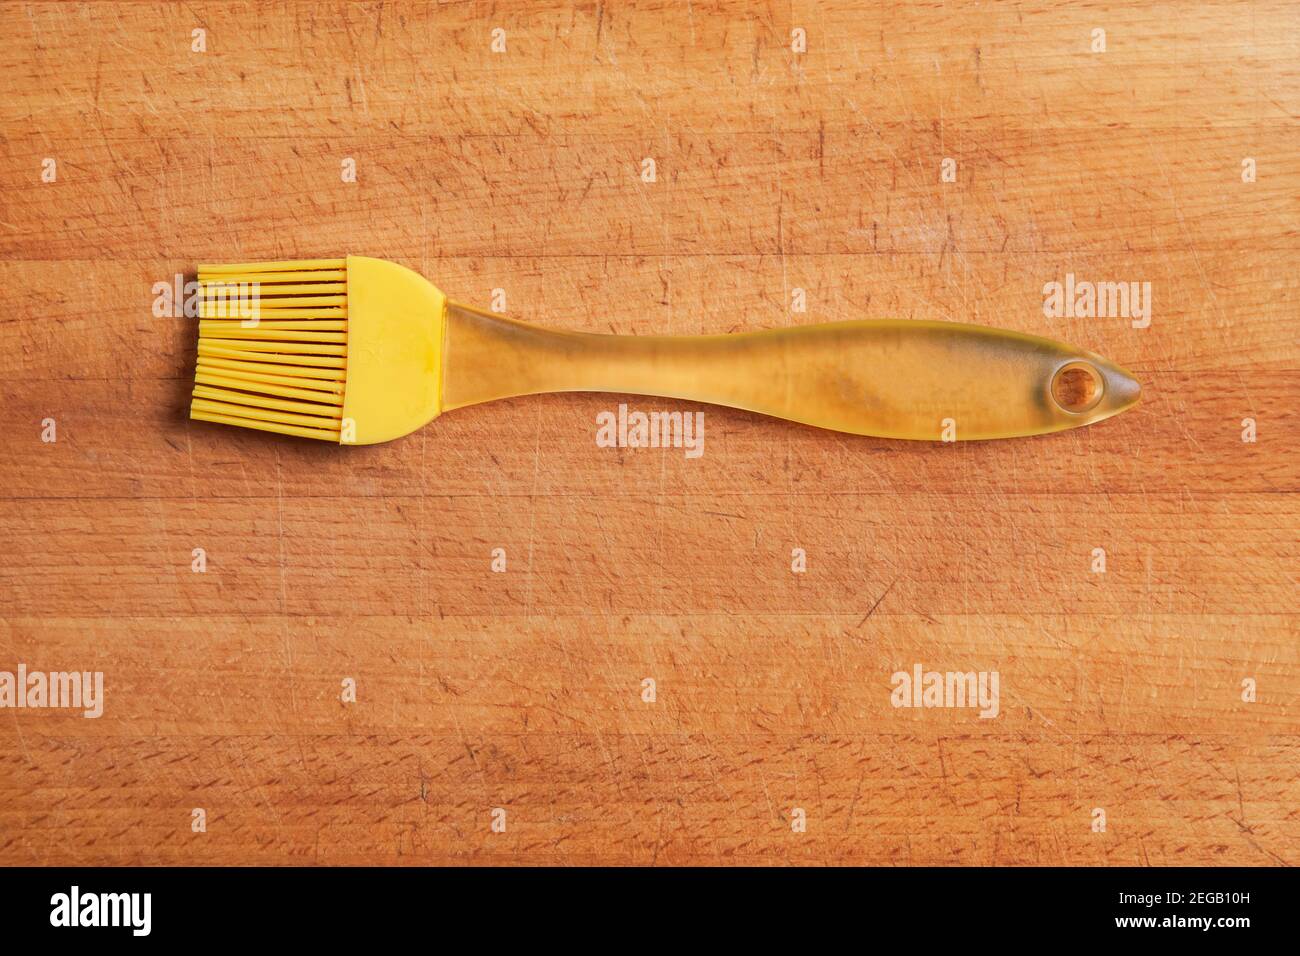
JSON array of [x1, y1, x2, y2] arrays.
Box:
[[0, 866, 1286, 943]]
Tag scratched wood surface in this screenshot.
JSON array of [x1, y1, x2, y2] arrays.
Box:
[[1, 1, 1297, 866]]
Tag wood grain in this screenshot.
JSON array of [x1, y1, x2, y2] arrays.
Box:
[[0, 0, 1296, 866]]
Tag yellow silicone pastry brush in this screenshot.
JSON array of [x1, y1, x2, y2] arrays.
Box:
[[190, 256, 1140, 444]]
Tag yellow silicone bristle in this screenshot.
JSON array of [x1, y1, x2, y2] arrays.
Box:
[[190, 259, 348, 442]]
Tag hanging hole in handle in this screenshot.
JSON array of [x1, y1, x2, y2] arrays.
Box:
[[1050, 361, 1105, 414]]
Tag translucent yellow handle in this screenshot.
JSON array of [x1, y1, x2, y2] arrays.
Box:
[[441, 304, 1140, 440]]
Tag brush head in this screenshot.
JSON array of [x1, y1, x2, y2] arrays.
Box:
[[190, 257, 446, 444]]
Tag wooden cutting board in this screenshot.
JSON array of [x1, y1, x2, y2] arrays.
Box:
[[0, 0, 1295, 865]]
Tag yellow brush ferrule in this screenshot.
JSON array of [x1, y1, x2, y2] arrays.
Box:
[[338, 256, 446, 445]]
